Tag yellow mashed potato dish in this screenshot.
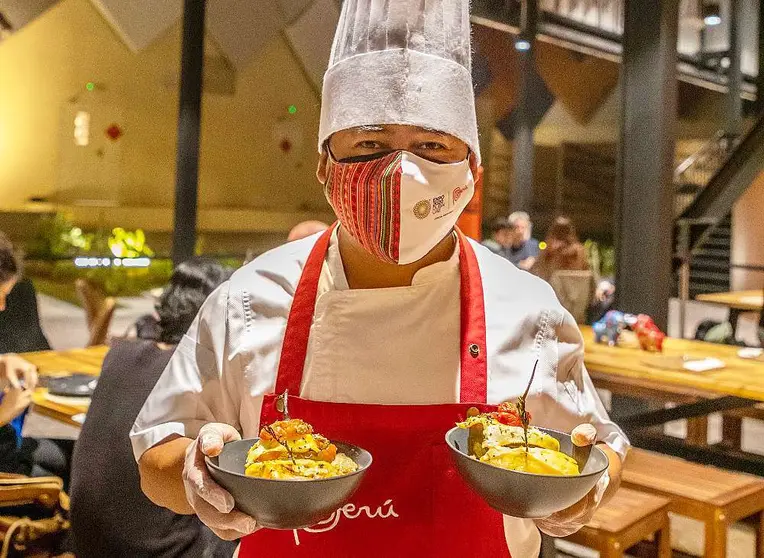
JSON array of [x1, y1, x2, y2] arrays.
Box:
[[245, 419, 358, 480]]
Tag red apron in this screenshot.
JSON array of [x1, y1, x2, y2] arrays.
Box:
[[239, 226, 510, 557]]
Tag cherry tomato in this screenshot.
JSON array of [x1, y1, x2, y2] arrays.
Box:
[[316, 444, 337, 462]]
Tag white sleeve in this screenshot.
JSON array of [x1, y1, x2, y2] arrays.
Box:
[[537, 310, 631, 462], [130, 282, 242, 461]]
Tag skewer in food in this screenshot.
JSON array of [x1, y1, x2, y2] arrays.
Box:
[[245, 418, 358, 480], [456, 403, 580, 476]]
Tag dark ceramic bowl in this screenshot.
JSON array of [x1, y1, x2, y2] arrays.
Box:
[[205, 439, 372, 530], [445, 426, 609, 518]]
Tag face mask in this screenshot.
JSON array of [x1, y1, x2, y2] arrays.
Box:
[[323, 150, 475, 265]]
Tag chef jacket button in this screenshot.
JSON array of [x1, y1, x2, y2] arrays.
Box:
[[469, 344, 480, 358]]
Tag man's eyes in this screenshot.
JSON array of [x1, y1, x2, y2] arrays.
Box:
[[355, 140, 385, 149], [418, 142, 447, 150]]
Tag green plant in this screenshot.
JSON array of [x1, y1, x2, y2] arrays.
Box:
[[27, 213, 88, 259], [30, 259, 173, 305], [108, 228, 155, 258], [26, 213, 113, 259], [584, 239, 615, 279]]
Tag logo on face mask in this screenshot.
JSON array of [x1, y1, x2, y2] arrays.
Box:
[[415, 186, 468, 221], [453, 185, 468, 204], [413, 199, 431, 220]]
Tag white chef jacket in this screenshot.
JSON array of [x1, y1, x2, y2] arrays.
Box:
[[131, 231, 629, 557]]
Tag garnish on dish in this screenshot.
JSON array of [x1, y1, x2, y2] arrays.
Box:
[[457, 403, 579, 476], [245, 418, 358, 480]]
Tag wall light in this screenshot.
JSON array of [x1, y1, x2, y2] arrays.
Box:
[[515, 39, 531, 52], [702, 3, 721, 26], [74, 257, 151, 268], [74, 111, 90, 146]]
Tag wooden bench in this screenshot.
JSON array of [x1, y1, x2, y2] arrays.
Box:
[[722, 403, 764, 450], [622, 449, 764, 557], [565, 487, 672, 557]]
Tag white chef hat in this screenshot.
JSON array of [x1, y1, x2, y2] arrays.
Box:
[[318, 0, 480, 163]]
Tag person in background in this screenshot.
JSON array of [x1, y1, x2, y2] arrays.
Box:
[[0, 232, 19, 313], [481, 216, 513, 257], [0, 232, 64, 478], [287, 220, 329, 242], [70, 258, 235, 558], [0, 230, 50, 354], [506, 211, 540, 270], [0, 353, 38, 474], [532, 216, 590, 282]]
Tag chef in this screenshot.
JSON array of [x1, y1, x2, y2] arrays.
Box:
[[131, 1, 629, 556]]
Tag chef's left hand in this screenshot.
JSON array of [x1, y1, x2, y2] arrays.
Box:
[[535, 424, 617, 538]]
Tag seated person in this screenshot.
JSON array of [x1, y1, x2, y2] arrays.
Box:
[[531, 216, 590, 282], [506, 211, 540, 270], [0, 354, 37, 474], [481, 216, 512, 257], [70, 258, 235, 558], [0, 231, 50, 353], [0, 233, 67, 479]]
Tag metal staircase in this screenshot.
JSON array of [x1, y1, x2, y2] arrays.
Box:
[[675, 113, 764, 306], [673, 133, 738, 297]]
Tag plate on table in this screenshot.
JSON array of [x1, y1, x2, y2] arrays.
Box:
[[737, 347, 764, 361], [47, 374, 98, 397], [641, 354, 726, 372]]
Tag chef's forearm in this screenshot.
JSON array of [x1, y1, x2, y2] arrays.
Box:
[[138, 436, 194, 514], [597, 443, 622, 506]]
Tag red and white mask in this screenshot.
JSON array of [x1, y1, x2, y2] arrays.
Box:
[[324, 150, 475, 265]]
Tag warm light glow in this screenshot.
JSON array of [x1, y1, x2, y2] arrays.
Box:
[[74, 111, 90, 146], [539, 241, 547, 250]]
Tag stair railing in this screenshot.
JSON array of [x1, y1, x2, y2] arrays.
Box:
[[674, 132, 738, 338], [674, 131, 738, 218]]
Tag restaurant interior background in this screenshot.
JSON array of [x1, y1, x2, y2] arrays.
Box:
[[2, 0, 764, 556]]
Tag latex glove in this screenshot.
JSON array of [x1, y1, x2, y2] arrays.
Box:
[[535, 424, 607, 537], [0, 355, 37, 391], [182, 423, 258, 540], [0, 386, 33, 426]]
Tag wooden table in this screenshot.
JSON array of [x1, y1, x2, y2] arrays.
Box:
[[21, 346, 108, 427], [695, 290, 763, 337], [581, 326, 764, 474], [582, 326, 764, 401]]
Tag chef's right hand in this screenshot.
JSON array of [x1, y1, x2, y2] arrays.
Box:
[[183, 422, 258, 540]]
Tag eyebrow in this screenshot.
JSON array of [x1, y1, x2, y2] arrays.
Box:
[[419, 126, 448, 137], [352, 125, 448, 137]]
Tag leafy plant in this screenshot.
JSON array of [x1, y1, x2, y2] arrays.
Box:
[[26, 213, 114, 259], [27, 213, 88, 258], [584, 239, 615, 279], [108, 228, 155, 258]]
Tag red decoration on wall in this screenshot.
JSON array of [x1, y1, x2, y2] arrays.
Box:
[[105, 123, 123, 141]]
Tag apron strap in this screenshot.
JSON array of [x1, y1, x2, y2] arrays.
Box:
[[455, 228, 488, 403], [274, 223, 338, 395], [275, 224, 488, 403]]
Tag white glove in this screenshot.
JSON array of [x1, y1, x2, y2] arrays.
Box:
[[535, 423, 608, 537], [182, 423, 258, 540]]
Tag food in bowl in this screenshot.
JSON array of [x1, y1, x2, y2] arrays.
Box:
[[245, 418, 358, 480], [456, 403, 580, 476]]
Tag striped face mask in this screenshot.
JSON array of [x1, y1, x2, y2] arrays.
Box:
[[324, 150, 474, 265]]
